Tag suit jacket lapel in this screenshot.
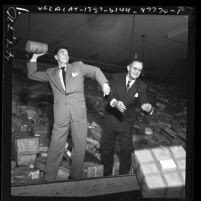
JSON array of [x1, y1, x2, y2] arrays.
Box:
[[119, 74, 127, 97], [127, 79, 140, 98]]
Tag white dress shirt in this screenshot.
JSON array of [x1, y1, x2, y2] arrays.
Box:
[[126, 76, 136, 89]]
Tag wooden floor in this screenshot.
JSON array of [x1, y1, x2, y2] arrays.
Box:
[[11, 174, 140, 197]]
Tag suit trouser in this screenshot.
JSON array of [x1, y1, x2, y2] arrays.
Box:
[[44, 106, 88, 181], [101, 121, 133, 176]]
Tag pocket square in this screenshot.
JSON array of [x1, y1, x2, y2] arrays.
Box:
[[134, 93, 138, 97], [72, 72, 79, 77]]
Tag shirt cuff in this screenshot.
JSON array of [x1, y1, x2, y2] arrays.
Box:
[[103, 82, 109, 86], [30, 58, 37, 62], [149, 107, 154, 115], [110, 99, 117, 107]]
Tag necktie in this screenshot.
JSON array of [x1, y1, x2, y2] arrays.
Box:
[[61, 67, 66, 88], [126, 80, 131, 91]]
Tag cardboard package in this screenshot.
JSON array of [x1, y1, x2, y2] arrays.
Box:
[[57, 166, 70, 180], [83, 162, 103, 178], [15, 137, 39, 154], [133, 146, 185, 198], [17, 153, 37, 166], [15, 137, 39, 166]]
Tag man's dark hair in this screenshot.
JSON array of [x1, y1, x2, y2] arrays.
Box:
[[54, 46, 69, 55], [129, 60, 143, 67]]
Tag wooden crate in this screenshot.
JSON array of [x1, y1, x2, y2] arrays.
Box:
[[83, 162, 103, 178], [17, 153, 37, 166], [56, 166, 70, 180], [39, 145, 49, 153], [133, 146, 185, 198], [15, 137, 39, 154]]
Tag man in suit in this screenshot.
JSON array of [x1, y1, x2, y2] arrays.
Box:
[[27, 46, 110, 181], [101, 60, 153, 176]]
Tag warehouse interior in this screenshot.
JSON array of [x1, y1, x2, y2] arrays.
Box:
[[8, 12, 194, 199]]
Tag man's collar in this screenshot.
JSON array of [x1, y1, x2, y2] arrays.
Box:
[[58, 64, 67, 69], [126, 74, 136, 83]]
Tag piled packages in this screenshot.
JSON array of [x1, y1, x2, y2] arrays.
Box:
[[86, 121, 102, 161], [132, 131, 173, 150], [32, 119, 51, 155], [148, 82, 186, 147], [34, 155, 47, 171], [11, 66, 63, 184], [34, 155, 71, 180], [11, 102, 52, 161], [33, 139, 70, 181], [86, 139, 101, 161], [88, 121, 102, 142], [28, 83, 52, 99], [56, 166, 70, 180], [86, 95, 106, 116], [11, 166, 42, 184], [132, 81, 187, 149], [133, 146, 186, 198], [84, 77, 107, 117], [11, 137, 42, 184], [15, 137, 39, 166], [12, 104, 37, 136], [83, 162, 103, 178], [11, 107, 34, 134], [56, 158, 71, 180]]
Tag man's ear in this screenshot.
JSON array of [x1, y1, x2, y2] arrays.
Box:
[[54, 55, 58, 60], [127, 65, 130, 72]]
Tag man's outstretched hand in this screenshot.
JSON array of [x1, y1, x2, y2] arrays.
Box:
[[112, 99, 126, 113], [141, 103, 153, 114], [30, 53, 46, 62], [102, 83, 110, 96]]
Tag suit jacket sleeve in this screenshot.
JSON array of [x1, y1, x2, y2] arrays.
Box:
[[105, 74, 118, 104], [27, 62, 49, 82], [139, 81, 149, 105], [139, 82, 154, 115], [78, 61, 108, 86]]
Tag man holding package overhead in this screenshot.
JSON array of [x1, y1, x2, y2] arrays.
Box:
[[27, 45, 110, 181], [101, 60, 153, 176]]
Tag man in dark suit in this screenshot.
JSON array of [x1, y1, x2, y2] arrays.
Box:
[[101, 60, 153, 176], [27, 46, 110, 181]]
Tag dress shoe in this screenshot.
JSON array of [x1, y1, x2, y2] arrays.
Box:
[[68, 175, 75, 180]]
